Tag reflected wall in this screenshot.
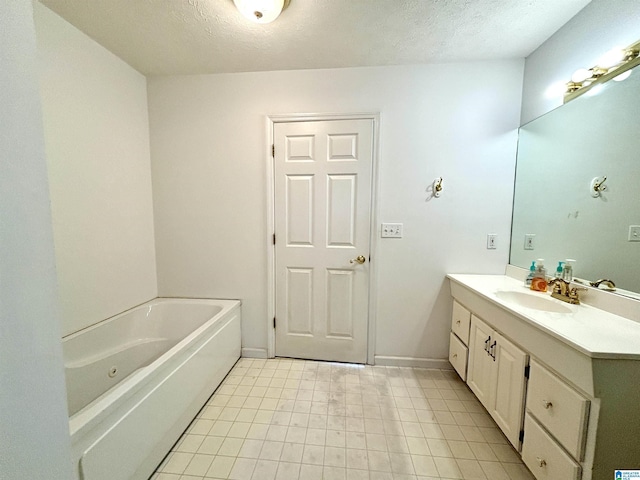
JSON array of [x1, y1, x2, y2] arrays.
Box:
[[510, 68, 640, 292]]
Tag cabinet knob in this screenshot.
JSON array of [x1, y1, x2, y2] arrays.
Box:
[[536, 457, 547, 468], [456, 320, 461, 325], [542, 400, 553, 409], [452, 353, 458, 358]]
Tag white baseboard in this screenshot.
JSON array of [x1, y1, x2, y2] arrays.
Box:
[[374, 355, 453, 369], [241, 347, 268, 359]]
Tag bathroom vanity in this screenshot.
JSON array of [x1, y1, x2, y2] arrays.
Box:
[[447, 273, 640, 480]]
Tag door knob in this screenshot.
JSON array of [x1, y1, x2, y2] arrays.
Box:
[[350, 255, 366, 264]]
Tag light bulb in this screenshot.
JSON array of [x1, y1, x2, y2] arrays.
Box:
[[233, 0, 285, 24], [570, 68, 593, 83], [613, 70, 632, 82], [585, 84, 604, 97], [597, 47, 625, 70]]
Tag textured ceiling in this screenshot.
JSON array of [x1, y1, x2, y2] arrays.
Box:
[[39, 0, 591, 76]]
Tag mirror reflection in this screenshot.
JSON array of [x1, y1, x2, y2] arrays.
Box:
[[510, 65, 640, 295]]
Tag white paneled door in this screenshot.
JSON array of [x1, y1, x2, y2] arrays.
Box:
[[274, 119, 374, 363]]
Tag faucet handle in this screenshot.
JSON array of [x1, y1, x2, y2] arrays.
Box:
[[569, 287, 587, 299], [547, 278, 569, 295]]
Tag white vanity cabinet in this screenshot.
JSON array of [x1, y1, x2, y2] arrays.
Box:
[[448, 273, 640, 480], [466, 314, 528, 449]]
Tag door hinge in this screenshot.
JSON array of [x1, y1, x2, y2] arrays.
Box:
[[519, 429, 525, 443], [272, 144, 275, 157], [273, 317, 276, 329], [273, 233, 276, 245], [524, 365, 530, 379]]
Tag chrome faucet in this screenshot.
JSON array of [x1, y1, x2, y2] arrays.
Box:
[[547, 278, 587, 305], [590, 279, 616, 290]]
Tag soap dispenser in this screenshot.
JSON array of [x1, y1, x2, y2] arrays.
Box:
[[562, 259, 575, 281], [530, 258, 548, 292], [555, 261, 564, 279], [524, 261, 536, 287]]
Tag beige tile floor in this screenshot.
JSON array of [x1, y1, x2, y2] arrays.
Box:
[[151, 358, 534, 480]]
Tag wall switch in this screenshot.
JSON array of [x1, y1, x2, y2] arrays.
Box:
[[629, 225, 640, 242], [487, 234, 497, 249], [524, 234, 535, 250], [381, 223, 403, 238]]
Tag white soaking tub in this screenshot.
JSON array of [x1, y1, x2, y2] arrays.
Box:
[[63, 298, 241, 480]]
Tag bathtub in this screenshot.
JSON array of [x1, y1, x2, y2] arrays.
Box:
[[63, 298, 241, 480]]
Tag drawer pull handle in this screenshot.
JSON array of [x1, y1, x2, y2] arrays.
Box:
[[536, 457, 547, 468], [542, 400, 553, 409]]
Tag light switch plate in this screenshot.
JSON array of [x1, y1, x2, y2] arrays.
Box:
[[381, 223, 403, 238], [487, 234, 497, 249], [524, 234, 535, 250], [629, 225, 640, 242]]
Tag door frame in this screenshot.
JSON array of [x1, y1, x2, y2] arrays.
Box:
[[266, 113, 381, 364]]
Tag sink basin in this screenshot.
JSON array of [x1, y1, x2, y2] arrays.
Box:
[[494, 290, 572, 314]]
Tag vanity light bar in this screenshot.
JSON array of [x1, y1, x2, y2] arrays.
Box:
[[564, 39, 640, 103]]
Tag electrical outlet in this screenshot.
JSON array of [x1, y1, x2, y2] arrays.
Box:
[[629, 225, 640, 242], [487, 234, 497, 249], [381, 223, 403, 238], [524, 234, 535, 250]]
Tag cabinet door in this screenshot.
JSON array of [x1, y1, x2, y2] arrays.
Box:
[[467, 315, 493, 408], [489, 332, 528, 450]]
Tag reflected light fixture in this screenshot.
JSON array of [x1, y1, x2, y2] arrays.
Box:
[[233, 0, 290, 24], [597, 47, 627, 69]]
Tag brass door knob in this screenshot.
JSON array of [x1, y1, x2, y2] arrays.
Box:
[[350, 255, 366, 264]]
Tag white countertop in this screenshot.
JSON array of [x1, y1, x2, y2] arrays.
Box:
[[448, 274, 640, 360]]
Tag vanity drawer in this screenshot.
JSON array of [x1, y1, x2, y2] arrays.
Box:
[[526, 360, 589, 460], [449, 332, 468, 381], [451, 300, 471, 345], [522, 413, 581, 480]]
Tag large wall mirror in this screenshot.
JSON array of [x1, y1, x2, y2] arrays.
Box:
[[510, 65, 640, 296]]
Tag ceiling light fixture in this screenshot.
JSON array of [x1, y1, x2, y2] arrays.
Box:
[[233, 0, 290, 24]]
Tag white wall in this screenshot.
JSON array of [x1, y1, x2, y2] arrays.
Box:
[[521, 0, 640, 124], [0, 2, 73, 478], [148, 62, 523, 362], [35, 4, 158, 336]]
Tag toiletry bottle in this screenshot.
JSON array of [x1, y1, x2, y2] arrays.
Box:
[[524, 261, 536, 287], [562, 259, 574, 282], [530, 258, 548, 292], [555, 261, 564, 279]]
